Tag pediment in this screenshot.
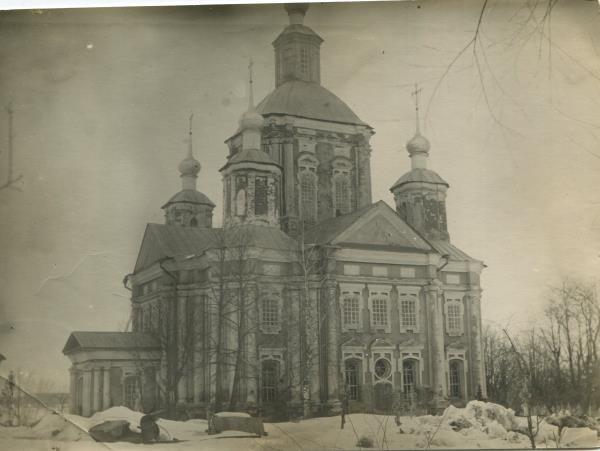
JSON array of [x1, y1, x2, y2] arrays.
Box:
[[333, 202, 431, 252]]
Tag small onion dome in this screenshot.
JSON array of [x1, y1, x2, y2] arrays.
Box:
[[239, 109, 264, 131], [178, 154, 201, 177], [406, 132, 431, 156]]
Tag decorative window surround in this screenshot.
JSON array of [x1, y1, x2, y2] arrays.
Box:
[[397, 286, 421, 333], [368, 284, 392, 333], [332, 157, 352, 217], [298, 154, 318, 225], [444, 294, 465, 336], [340, 283, 364, 332], [259, 289, 282, 334]]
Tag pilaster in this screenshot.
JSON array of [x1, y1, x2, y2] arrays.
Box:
[[424, 282, 446, 398]]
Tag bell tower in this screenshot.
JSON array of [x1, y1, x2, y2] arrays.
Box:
[[390, 86, 450, 241]]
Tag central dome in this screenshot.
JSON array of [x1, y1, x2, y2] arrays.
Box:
[[256, 80, 370, 128]]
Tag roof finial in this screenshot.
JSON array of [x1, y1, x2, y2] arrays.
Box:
[[187, 112, 194, 158], [411, 83, 422, 134], [285, 3, 308, 25]]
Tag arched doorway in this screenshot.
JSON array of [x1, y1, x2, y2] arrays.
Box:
[[344, 359, 362, 401], [373, 382, 393, 413], [449, 359, 464, 399]]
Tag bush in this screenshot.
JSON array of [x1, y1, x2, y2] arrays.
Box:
[[356, 435, 374, 448]]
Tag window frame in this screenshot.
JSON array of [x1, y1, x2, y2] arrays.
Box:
[[259, 290, 282, 334], [444, 295, 465, 336], [368, 285, 392, 333]]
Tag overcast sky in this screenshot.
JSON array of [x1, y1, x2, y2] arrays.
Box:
[[1, 0, 599, 390]]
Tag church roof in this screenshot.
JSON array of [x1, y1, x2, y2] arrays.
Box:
[[303, 200, 432, 252], [273, 24, 323, 44], [390, 168, 449, 191], [256, 80, 370, 128], [427, 238, 480, 263], [62, 331, 160, 355], [134, 223, 297, 273], [221, 148, 280, 171], [161, 189, 216, 209]]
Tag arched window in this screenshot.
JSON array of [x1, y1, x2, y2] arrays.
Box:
[[344, 359, 361, 400], [299, 170, 317, 225], [333, 173, 351, 216], [402, 359, 418, 394], [449, 360, 463, 398], [261, 360, 280, 402], [254, 176, 268, 216], [235, 175, 247, 217]]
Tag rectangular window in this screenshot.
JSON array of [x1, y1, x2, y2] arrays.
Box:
[[261, 297, 280, 331], [371, 297, 388, 328], [254, 176, 268, 216], [261, 360, 279, 402], [447, 303, 462, 333], [400, 298, 417, 328], [400, 267, 416, 278], [342, 294, 361, 327], [344, 264, 360, 276]]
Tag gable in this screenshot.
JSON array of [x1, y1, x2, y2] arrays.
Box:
[[333, 201, 431, 252]]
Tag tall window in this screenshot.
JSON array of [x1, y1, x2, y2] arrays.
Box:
[[342, 294, 361, 328], [449, 360, 463, 398], [261, 297, 280, 333], [371, 296, 388, 328], [235, 175, 247, 217], [446, 300, 463, 334], [299, 170, 317, 225], [225, 178, 231, 217], [261, 360, 280, 402], [402, 359, 417, 394], [400, 298, 417, 329], [333, 174, 351, 216], [344, 359, 361, 401], [299, 47, 309, 77], [254, 176, 268, 216]]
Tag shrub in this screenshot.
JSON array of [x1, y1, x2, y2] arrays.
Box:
[[356, 435, 374, 448]]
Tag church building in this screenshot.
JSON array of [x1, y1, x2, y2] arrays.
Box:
[[63, 3, 486, 419]]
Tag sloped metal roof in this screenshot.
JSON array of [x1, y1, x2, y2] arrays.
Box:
[[427, 238, 480, 263], [221, 148, 280, 171], [134, 224, 298, 273], [161, 189, 216, 209], [390, 168, 449, 191], [256, 80, 370, 128], [62, 332, 160, 355]]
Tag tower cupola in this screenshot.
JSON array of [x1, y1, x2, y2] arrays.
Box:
[[390, 86, 450, 241], [162, 115, 216, 228], [273, 3, 323, 87], [221, 61, 281, 228]]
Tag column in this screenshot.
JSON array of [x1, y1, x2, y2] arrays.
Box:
[[326, 282, 341, 411], [424, 283, 446, 398], [102, 368, 111, 410], [82, 370, 92, 417], [69, 369, 77, 413], [92, 368, 102, 414], [177, 295, 187, 403], [307, 289, 321, 412], [288, 289, 302, 412], [246, 286, 258, 409], [283, 138, 298, 235], [469, 290, 486, 398]]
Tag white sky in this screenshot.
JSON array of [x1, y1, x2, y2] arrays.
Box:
[[1, 0, 599, 390]]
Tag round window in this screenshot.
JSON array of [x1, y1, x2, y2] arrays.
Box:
[[374, 358, 391, 379]]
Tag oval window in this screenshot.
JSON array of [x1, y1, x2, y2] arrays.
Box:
[[374, 358, 391, 379]]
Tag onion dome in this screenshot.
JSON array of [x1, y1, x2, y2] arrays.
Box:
[[178, 153, 201, 177], [406, 132, 430, 156]]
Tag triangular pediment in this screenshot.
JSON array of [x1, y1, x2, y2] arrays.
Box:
[[333, 201, 431, 252]]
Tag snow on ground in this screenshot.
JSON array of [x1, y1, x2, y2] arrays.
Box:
[[0, 401, 598, 450]]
